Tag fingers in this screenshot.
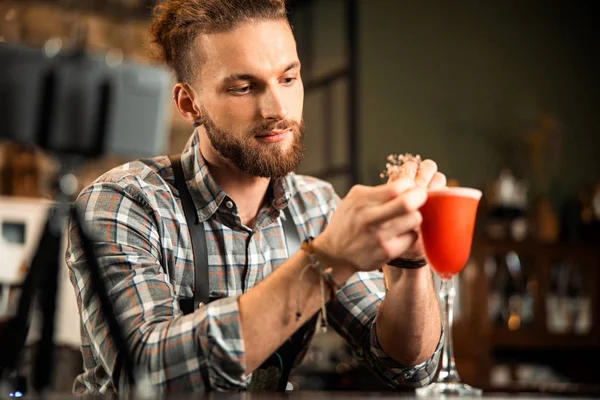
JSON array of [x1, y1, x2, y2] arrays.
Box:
[[398, 160, 419, 180], [382, 231, 419, 259], [388, 178, 416, 197], [364, 186, 427, 225], [429, 172, 447, 190], [386, 159, 418, 182], [415, 159, 438, 188], [352, 179, 415, 204], [379, 211, 422, 237], [388, 158, 440, 190]]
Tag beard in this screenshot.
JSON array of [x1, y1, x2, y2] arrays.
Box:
[[201, 108, 305, 179]]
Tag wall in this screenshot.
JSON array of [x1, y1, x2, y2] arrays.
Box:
[[358, 0, 600, 204], [290, 0, 352, 195]]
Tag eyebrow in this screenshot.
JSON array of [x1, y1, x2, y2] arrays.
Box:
[[225, 61, 301, 82]]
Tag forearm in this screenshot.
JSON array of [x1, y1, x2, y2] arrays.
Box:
[[239, 246, 353, 372], [375, 265, 441, 366]]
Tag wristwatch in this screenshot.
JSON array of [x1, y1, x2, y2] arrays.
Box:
[[387, 257, 427, 269]]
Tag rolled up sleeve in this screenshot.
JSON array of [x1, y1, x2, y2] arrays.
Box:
[[369, 320, 443, 387], [327, 271, 442, 388], [199, 296, 249, 390]]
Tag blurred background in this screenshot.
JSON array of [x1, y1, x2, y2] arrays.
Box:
[[1, 0, 599, 395]]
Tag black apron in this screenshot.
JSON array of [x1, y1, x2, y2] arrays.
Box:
[[169, 155, 316, 392]]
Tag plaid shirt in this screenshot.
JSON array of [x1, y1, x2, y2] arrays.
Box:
[[66, 132, 442, 394]]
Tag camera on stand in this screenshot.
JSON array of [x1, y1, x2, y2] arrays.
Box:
[[0, 32, 172, 396]]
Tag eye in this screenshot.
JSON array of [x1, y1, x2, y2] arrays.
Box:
[[281, 77, 297, 85], [228, 85, 252, 95]]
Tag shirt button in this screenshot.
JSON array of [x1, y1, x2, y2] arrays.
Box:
[[225, 200, 234, 209]]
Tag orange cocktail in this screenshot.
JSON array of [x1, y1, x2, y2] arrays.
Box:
[[419, 188, 481, 279], [415, 187, 482, 397]]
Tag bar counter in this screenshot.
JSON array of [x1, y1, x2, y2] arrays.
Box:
[[29, 390, 599, 400]]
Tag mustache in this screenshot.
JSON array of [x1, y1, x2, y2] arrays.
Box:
[[249, 119, 303, 136]]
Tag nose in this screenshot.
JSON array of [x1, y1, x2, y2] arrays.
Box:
[[260, 85, 288, 121]]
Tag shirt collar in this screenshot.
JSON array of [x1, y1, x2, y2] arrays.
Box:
[[180, 131, 293, 223]]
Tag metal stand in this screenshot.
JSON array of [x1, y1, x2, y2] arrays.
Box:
[[0, 161, 138, 396]]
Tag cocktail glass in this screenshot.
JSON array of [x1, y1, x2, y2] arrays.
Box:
[[415, 187, 483, 397]]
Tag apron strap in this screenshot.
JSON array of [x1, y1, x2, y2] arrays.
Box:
[[169, 154, 209, 310], [169, 154, 310, 392]]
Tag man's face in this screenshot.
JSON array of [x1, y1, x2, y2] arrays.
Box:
[[192, 19, 305, 179]]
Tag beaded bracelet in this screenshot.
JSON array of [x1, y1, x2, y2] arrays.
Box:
[[296, 237, 341, 332]]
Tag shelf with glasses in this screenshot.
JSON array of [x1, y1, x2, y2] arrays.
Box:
[[490, 326, 600, 349], [475, 237, 598, 260], [475, 237, 599, 346], [459, 235, 600, 387]]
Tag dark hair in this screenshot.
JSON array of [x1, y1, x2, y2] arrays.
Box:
[[150, 0, 288, 82]]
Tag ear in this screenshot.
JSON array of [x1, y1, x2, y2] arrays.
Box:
[[173, 83, 202, 126]]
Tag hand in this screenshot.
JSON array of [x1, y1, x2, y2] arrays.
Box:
[[387, 159, 447, 259], [312, 180, 427, 279]]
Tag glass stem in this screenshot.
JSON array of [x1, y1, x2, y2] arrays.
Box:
[[437, 277, 461, 383]]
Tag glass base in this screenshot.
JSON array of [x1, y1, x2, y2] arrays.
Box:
[[415, 382, 483, 397]]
